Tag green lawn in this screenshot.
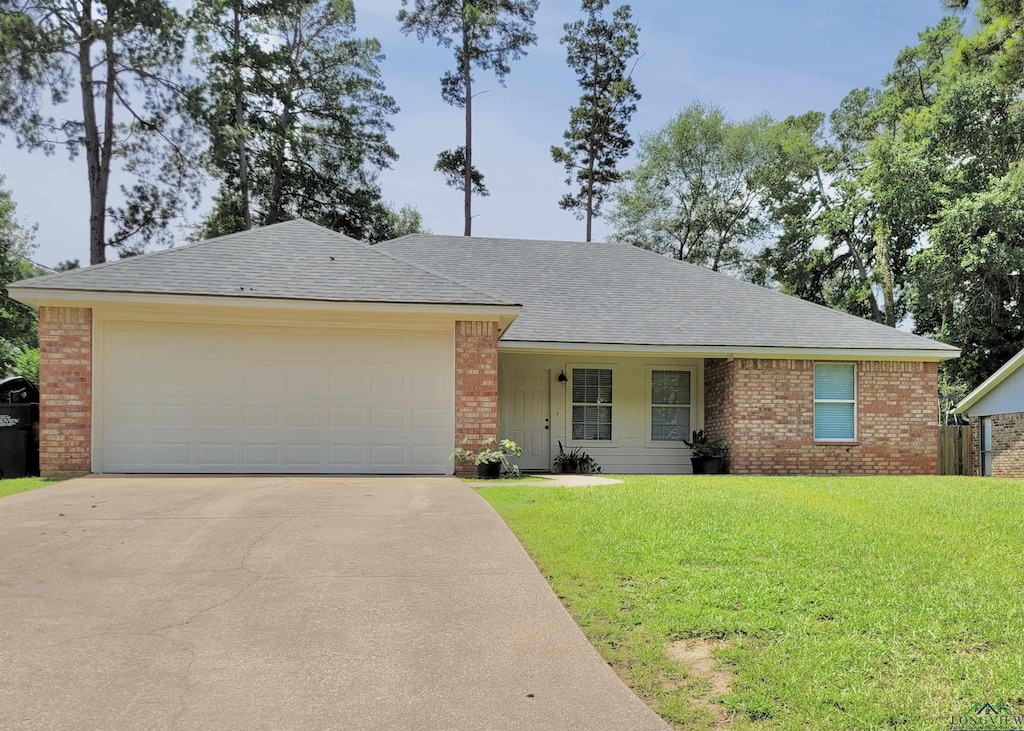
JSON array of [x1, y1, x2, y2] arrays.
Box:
[[0, 476, 54, 499], [480, 476, 1024, 730]]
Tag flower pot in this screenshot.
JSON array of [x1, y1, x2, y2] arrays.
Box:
[[477, 461, 501, 479], [691, 456, 725, 475], [703, 457, 725, 475]]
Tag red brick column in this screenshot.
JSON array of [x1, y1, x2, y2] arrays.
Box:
[[454, 320, 499, 476], [38, 306, 93, 477], [703, 358, 736, 456]]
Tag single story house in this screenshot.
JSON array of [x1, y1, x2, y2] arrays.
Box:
[[954, 349, 1024, 478], [8, 219, 959, 477]]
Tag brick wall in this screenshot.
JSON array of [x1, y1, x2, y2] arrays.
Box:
[[454, 320, 499, 476], [707, 359, 938, 476], [38, 306, 93, 477], [704, 358, 734, 447], [969, 412, 1024, 478]]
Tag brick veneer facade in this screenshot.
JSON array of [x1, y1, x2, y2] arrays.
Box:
[[38, 306, 93, 477], [969, 413, 1024, 478], [454, 320, 499, 476], [704, 358, 938, 475]]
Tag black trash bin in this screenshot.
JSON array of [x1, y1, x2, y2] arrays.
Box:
[[0, 403, 39, 478]]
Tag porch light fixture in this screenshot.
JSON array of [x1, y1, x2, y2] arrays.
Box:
[[558, 370, 567, 384]]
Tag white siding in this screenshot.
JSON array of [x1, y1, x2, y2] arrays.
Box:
[[499, 352, 703, 474], [972, 366, 1024, 417]]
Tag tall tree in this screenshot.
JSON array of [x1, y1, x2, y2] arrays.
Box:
[[0, 0, 199, 263], [398, 0, 538, 236], [551, 0, 639, 241], [0, 177, 39, 374], [194, 0, 407, 242], [610, 102, 793, 272]]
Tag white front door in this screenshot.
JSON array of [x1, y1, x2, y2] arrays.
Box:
[[501, 367, 550, 471]]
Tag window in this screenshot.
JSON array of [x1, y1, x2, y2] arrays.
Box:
[[814, 363, 856, 441], [980, 416, 993, 477], [649, 369, 691, 443], [571, 368, 612, 441]]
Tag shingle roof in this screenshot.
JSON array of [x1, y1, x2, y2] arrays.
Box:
[[377, 234, 959, 354], [10, 219, 512, 307]]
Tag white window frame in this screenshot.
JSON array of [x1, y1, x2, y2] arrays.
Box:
[[566, 363, 616, 446], [980, 416, 993, 477], [813, 362, 858, 443], [645, 365, 696, 448]]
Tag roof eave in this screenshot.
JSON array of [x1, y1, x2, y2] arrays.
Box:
[[7, 286, 522, 317], [499, 340, 960, 361], [954, 348, 1024, 414]]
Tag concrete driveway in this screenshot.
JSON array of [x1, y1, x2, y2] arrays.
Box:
[[0, 476, 667, 731]]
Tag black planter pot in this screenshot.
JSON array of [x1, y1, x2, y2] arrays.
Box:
[[691, 456, 726, 475], [477, 461, 501, 479]]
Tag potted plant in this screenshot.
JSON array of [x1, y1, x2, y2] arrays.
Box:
[[553, 441, 602, 474], [451, 438, 523, 479], [683, 430, 728, 475]]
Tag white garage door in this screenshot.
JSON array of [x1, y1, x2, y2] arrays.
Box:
[[98, 320, 454, 474]]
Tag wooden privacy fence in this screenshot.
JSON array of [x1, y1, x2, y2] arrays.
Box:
[[939, 425, 973, 476]]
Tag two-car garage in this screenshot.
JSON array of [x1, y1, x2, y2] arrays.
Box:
[[96, 318, 455, 474]]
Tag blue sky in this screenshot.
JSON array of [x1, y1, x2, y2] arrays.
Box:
[[0, 0, 949, 266]]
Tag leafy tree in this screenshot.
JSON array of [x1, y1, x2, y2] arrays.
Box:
[[54, 259, 80, 271], [398, 0, 539, 236], [552, 0, 638, 241], [610, 102, 792, 272], [11, 347, 38, 382], [0, 0, 200, 263], [194, 0, 404, 242], [551, 0, 640, 241], [379, 204, 430, 240], [0, 178, 38, 374]]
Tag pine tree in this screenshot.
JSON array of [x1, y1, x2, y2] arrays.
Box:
[[398, 0, 538, 236], [551, 0, 640, 241]]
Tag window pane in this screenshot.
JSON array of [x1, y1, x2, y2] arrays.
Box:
[[982, 452, 993, 477], [572, 368, 612, 404], [814, 402, 855, 440], [572, 404, 612, 441], [981, 417, 993, 451], [814, 364, 855, 400], [651, 406, 690, 442], [651, 370, 691, 406]]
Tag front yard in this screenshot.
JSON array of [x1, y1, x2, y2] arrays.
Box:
[[480, 476, 1024, 730]]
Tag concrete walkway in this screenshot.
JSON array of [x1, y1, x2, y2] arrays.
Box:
[[0, 476, 666, 731], [491, 474, 624, 487]]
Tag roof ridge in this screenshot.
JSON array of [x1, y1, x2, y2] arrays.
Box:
[[14, 219, 320, 288], [369, 237, 515, 306]]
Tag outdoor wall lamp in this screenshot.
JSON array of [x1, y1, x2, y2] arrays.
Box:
[[558, 370, 567, 384]]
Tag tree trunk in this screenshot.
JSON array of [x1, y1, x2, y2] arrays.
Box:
[[846, 234, 884, 324], [462, 20, 472, 237], [585, 59, 598, 243], [266, 105, 293, 224], [78, 0, 107, 265], [232, 2, 251, 230]]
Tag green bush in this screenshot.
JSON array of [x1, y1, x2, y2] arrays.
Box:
[[11, 347, 39, 383]]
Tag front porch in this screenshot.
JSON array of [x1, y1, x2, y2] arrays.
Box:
[[498, 351, 704, 474]]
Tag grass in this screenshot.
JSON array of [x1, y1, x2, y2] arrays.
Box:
[[0, 476, 54, 499], [480, 475, 1024, 730]]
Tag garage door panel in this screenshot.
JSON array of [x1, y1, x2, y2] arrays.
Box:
[[100, 321, 454, 474]]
